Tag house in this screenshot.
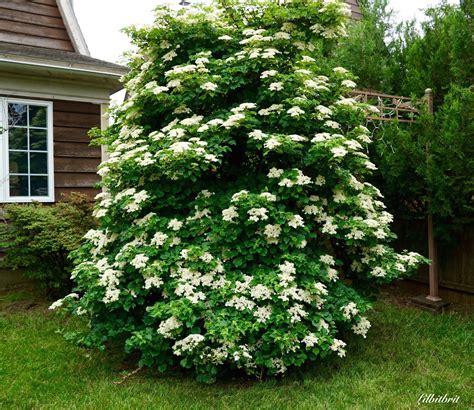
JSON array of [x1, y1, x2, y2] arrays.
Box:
[[346, 0, 362, 20], [0, 0, 127, 204]]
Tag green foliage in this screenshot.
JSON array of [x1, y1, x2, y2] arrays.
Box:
[[0, 193, 96, 296], [333, 0, 401, 93], [333, 0, 474, 243]]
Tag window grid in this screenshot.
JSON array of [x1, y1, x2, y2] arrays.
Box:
[[0, 98, 54, 203], [8, 104, 49, 197]]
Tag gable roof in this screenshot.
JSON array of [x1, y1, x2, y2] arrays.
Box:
[[0, 0, 125, 96], [56, 0, 89, 55]]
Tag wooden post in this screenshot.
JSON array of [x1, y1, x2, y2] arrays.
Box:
[[424, 89, 442, 302]]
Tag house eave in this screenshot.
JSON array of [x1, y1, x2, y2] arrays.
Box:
[[0, 59, 125, 104], [0, 57, 126, 84]]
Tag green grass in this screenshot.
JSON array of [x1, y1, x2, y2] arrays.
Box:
[[0, 289, 472, 410]]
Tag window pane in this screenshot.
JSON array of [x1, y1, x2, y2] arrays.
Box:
[[30, 176, 49, 197], [9, 151, 28, 174], [30, 152, 48, 174], [8, 103, 27, 127], [29, 105, 47, 128], [10, 175, 29, 197], [9, 127, 28, 150], [29, 129, 47, 151]]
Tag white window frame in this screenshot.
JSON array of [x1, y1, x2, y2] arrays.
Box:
[[0, 97, 54, 203]]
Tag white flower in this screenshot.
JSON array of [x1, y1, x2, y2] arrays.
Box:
[[278, 261, 296, 287], [260, 192, 277, 202], [301, 55, 316, 62], [264, 137, 281, 150], [352, 317, 371, 338], [232, 103, 257, 113], [314, 282, 328, 295], [328, 268, 339, 281], [372, 266, 386, 277], [151, 232, 168, 247], [261, 70, 278, 78], [207, 118, 224, 127], [248, 130, 266, 141], [341, 79, 357, 88], [158, 316, 182, 338], [48, 293, 79, 310], [287, 106, 305, 117], [248, 207, 269, 222], [315, 175, 326, 186], [180, 115, 203, 126], [365, 160, 378, 170], [269, 82, 284, 91], [268, 168, 284, 178], [167, 79, 181, 88], [320, 254, 335, 266], [103, 288, 120, 304], [264, 224, 281, 240], [231, 190, 249, 202], [333, 67, 349, 75], [295, 170, 311, 185], [169, 141, 191, 153], [201, 82, 218, 91], [225, 296, 256, 311], [261, 48, 280, 58], [325, 120, 340, 129], [250, 284, 273, 300], [279, 178, 294, 187], [274, 31, 291, 40], [288, 303, 308, 323], [302, 333, 319, 348], [131, 254, 149, 269], [253, 306, 272, 323], [173, 334, 205, 355], [218, 35, 233, 41], [312, 133, 329, 144], [342, 302, 359, 320], [162, 50, 177, 61], [374, 229, 387, 239], [303, 205, 319, 215], [222, 206, 239, 222], [288, 214, 304, 228], [144, 276, 163, 290], [153, 86, 169, 95], [331, 147, 348, 158], [330, 338, 347, 358], [168, 219, 183, 231], [316, 105, 333, 117]]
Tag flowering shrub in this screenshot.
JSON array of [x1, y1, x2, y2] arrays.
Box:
[[53, 0, 426, 383]]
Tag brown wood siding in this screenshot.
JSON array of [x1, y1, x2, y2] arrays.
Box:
[[345, 0, 362, 21], [53, 100, 102, 200], [0, 0, 74, 51]]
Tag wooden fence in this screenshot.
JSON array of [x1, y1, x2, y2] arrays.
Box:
[[351, 88, 473, 296]]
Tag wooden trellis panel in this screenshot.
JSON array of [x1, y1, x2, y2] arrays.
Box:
[[351, 90, 420, 123]]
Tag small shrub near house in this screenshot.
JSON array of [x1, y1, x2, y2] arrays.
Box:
[[0, 193, 96, 296], [52, 0, 426, 383]]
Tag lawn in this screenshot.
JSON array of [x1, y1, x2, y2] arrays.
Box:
[[0, 286, 472, 410]]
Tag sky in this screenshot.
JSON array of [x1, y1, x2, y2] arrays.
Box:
[[75, 0, 459, 65]]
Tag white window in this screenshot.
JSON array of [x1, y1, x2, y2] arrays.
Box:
[[0, 98, 54, 202]]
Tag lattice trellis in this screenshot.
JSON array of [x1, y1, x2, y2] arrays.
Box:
[[351, 90, 424, 123]]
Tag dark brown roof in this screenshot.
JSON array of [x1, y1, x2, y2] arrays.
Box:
[[0, 41, 126, 75]]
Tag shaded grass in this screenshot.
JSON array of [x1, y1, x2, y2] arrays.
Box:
[[0, 289, 472, 409]]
